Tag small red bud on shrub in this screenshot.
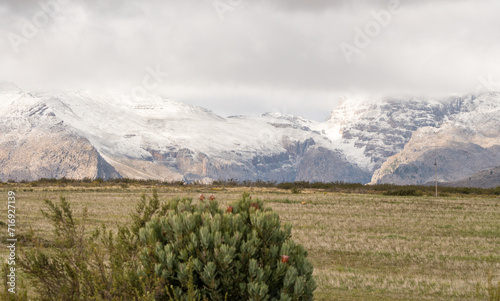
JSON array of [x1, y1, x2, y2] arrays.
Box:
[[250, 202, 260, 210]]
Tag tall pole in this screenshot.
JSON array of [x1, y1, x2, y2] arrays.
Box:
[[434, 159, 438, 197]]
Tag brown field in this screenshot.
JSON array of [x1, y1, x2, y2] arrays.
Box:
[[1, 185, 500, 300]]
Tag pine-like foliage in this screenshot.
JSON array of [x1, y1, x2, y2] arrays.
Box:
[[138, 193, 316, 300], [18, 195, 159, 300]]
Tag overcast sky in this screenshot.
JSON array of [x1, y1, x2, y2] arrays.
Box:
[[1, 0, 499, 121]]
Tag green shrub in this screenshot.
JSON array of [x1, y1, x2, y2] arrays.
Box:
[[19, 195, 159, 300], [18, 192, 315, 300], [138, 192, 315, 300], [494, 187, 500, 196], [383, 189, 423, 197]]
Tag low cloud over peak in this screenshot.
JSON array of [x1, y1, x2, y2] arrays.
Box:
[[1, 0, 499, 121]]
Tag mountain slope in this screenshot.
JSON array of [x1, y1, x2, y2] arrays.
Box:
[[0, 87, 369, 183], [321, 95, 474, 172], [370, 93, 500, 185], [2, 84, 499, 186], [0, 90, 120, 181], [444, 166, 500, 188]]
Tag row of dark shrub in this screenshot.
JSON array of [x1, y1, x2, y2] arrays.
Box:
[[1, 178, 499, 196], [214, 180, 500, 196]]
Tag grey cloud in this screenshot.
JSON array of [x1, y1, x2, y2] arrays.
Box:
[[1, 0, 499, 121]]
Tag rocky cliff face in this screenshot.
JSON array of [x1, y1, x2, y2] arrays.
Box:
[[295, 147, 371, 183], [0, 132, 120, 182], [323, 95, 473, 172], [0, 91, 119, 181], [370, 93, 500, 185]]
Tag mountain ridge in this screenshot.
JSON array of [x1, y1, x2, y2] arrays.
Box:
[[370, 93, 500, 185], [1, 85, 499, 186], [0, 87, 370, 183], [442, 166, 500, 188]]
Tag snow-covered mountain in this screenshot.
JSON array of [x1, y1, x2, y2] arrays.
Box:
[[1, 83, 499, 186], [0, 85, 370, 183], [322, 95, 469, 171], [370, 92, 500, 185]]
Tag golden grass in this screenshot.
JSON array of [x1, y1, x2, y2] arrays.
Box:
[[1, 186, 499, 300]]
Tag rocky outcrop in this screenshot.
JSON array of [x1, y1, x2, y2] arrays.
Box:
[[370, 139, 500, 185], [0, 129, 120, 182], [324, 95, 477, 171], [296, 147, 371, 183], [0, 90, 120, 181], [142, 138, 369, 183], [370, 93, 500, 185]]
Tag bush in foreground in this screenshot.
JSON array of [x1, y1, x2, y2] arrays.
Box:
[[138, 193, 315, 300], [12, 192, 315, 300]]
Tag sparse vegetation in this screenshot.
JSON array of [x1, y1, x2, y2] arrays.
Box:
[[383, 188, 424, 196], [1, 178, 499, 196], [18, 195, 155, 300], [488, 273, 500, 301]]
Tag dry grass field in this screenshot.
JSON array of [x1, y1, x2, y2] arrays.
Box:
[[1, 185, 499, 300]]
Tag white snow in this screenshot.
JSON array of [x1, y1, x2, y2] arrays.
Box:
[[1, 91, 341, 166], [2, 88, 499, 175]]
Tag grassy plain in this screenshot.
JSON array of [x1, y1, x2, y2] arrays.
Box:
[[1, 185, 499, 300]]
